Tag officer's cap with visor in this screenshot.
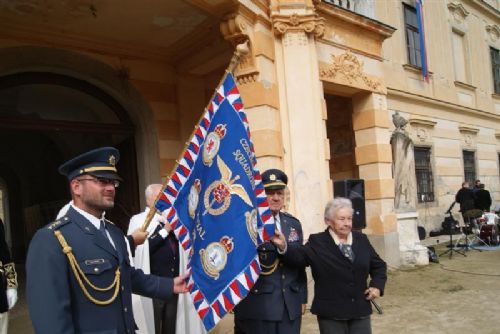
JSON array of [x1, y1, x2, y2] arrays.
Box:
[[58, 147, 123, 182], [261, 169, 288, 191]]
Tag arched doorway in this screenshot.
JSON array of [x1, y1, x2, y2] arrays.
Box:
[[0, 72, 140, 261]]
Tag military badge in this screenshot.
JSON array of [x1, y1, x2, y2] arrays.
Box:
[[202, 123, 227, 166], [200, 236, 234, 280], [245, 209, 258, 246], [188, 179, 201, 219], [108, 155, 116, 166], [288, 227, 299, 242], [203, 156, 252, 216]]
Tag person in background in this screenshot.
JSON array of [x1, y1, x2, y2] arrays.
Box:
[[273, 197, 387, 334], [26, 147, 188, 333], [455, 181, 475, 216], [474, 183, 492, 212], [0, 218, 17, 334], [234, 168, 307, 334], [128, 184, 179, 334]]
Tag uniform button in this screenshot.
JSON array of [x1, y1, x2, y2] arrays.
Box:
[[254, 289, 259, 293], [171, 268, 174, 272], [173, 257, 176, 260], [282, 275, 285, 279], [122, 286, 125, 291], [94, 268, 99, 273], [124, 307, 128, 312], [282, 288, 285, 292], [351, 298, 355, 302]]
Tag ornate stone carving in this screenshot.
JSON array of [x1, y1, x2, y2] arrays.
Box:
[[458, 124, 479, 148], [447, 2, 469, 23], [220, 13, 258, 85], [409, 116, 436, 143], [220, 14, 250, 46], [319, 50, 383, 93], [272, 13, 325, 38], [486, 24, 500, 43]]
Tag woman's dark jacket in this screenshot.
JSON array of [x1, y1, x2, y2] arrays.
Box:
[[283, 229, 387, 320]]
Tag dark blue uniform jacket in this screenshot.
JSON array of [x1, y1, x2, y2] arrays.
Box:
[[235, 211, 307, 321], [26, 207, 173, 334]]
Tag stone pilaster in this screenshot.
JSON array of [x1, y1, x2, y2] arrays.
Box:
[[352, 92, 401, 267], [272, 11, 329, 235]]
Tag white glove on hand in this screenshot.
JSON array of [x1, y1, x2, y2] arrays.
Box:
[[6, 288, 17, 310]]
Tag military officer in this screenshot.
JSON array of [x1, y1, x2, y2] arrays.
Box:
[[234, 169, 307, 334], [26, 147, 188, 333]]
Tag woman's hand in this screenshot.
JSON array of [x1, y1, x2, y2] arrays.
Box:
[[271, 230, 287, 251], [364, 287, 380, 300]]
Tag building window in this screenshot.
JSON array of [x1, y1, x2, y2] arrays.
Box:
[[415, 147, 434, 202], [404, 4, 421, 67], [452, 31, 469, 83], [491, 47, 500, 94], [463, 150, 476, 185]]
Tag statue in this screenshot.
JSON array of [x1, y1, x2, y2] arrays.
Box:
[[391, 111, 417, 211]]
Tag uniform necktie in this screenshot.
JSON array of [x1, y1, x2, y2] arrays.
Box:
[[99, 220, 109, 240]]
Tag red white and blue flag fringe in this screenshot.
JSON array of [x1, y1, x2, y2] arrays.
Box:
[[155, 73, 274, 332]]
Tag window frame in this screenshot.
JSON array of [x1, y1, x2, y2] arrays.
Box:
[[462, 150, 476, 186], [403, 3, 422, 68], [490, 47, 500, 94], [414, 146, 434, 203]]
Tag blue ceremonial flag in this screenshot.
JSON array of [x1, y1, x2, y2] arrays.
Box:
[[155, 73, 275, 331]]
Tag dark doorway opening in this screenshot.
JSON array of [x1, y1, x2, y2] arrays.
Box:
[[0, 72, 140, 262]]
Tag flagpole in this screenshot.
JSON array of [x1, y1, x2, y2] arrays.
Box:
[[141, 41, 250, 231]]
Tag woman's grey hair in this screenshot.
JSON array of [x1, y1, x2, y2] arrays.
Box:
[[324, 197, 353, 221]]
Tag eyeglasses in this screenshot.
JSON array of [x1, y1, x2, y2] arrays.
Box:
[[77, 178, 120, 188]]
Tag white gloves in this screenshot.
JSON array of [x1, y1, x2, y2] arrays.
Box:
[[6, 288, 17, 310]]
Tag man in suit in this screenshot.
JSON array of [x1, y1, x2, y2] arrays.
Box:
[[0, 218, 17, 334], [128, 184, 180, 334], [234, 169, 307, 334], [26, 147, 188, 333]]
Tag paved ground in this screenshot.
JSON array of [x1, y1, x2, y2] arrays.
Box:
[[10, 240, 500, 334]]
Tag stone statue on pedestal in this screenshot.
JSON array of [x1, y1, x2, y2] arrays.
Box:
[[390, 111, 428, 265], [391, 111, 417, 212]]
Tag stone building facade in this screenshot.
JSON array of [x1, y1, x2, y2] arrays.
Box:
[[0, 0, 498, 267]]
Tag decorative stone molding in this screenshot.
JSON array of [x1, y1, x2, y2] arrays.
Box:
[[409, 116, 437, 128], [447, 2, 469, 24], [459, 124, 479, 148], [458, 124, 479, 134], [220, 13, 259, 85], [495, 131, 500, 140], [319, 50, 383, 93], [409, 116, 436, 143], [220, 13, 250, 46], [486, 24, 500, 43], [272, 13, 325, 39]]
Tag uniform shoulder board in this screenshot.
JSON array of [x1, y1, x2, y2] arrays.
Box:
[[282, 211, 299, 221], [46, 216, 72, 230]]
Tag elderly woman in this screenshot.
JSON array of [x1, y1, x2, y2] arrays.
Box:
[[273, 197, 387, 334]]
